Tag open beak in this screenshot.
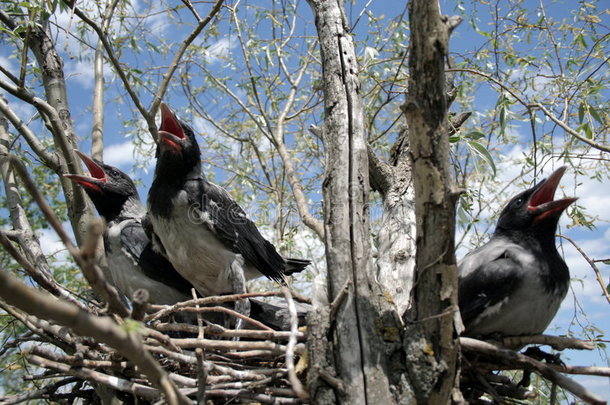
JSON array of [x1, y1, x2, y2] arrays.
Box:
[[158, 103, 185, 153], [64, 150, 107, 192], [527, 166, 577, 220]]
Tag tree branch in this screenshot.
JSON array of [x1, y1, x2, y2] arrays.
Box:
[[0, 267, 190, 405], [461, 337, 607, 405]]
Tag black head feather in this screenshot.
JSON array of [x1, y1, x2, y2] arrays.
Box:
[[66, 151, 139, 221]]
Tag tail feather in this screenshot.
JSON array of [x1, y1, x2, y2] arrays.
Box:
[[283, 257, 311, 276]]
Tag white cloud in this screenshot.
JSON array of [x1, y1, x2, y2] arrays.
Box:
[[0, 55, 17, 81], [65, 58, 96, 89], [36, 227, 70, 264], [193, 116, 218, 137], [104, 141, 136, 167], [201, 36, 237, 65]]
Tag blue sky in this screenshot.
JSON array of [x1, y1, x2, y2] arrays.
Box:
[[1, 0, 609, 400]]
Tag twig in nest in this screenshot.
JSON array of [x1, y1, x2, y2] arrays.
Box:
[[460, 337, 607, 405], [145, 328, 182, 353], [205, 389, 304, 404], [193, 287, 207, 404], [164, 337, 293, 354], [0, 376, 80, 405], [317, 368, 346, 395], [0, 266, 190, 405], [153, 321, 305, 340], [28, 355, 160, 399], [146, 290, 311, 321], [492, 334, 595, 351], [282, 286, 308, 400]]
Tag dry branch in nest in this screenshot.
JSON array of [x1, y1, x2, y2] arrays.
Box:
[[0, 267, 310, 404], [460, 336, 609, 405]]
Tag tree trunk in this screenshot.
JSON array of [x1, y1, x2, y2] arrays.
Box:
[[403, 0, 461, 403], [305, 1, 408, 404], [371, 128, 417, 316]]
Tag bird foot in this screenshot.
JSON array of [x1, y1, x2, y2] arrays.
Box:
[[517, 370, 532, 387], [522, 346, 564, 367]]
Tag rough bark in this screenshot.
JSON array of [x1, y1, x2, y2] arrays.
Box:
[[404, 1, 461, 403], [306, 1, 406, 404], [0, 99, 52, 280]]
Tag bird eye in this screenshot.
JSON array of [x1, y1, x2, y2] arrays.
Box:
[[514, 197, 524, 207]]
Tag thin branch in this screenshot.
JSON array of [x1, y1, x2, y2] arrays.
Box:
[[492, 334, 596, 351], [282, 287, 307, 400], [531, 102, 610, 153], [28, 355, 161, 400], [146, 290, 310, 321], [62, 0, 147, 124], [0, 93, 60, 170], [0, 266, 190, 405], [461, 337, 607, 405], [0, 230, 87, 311], [559, 234, 610, 304], [149, 0, 226, 137], [0, 377, 79, 405], [448, 67, 610, 153]]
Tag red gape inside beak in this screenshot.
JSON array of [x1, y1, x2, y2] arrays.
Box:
[[160, 103, 185, 140], [529, 166, 566, 209], [158, 131, 183, 153], [74, 150, 107, 181], [527, 166, 577, 220], [64, 151, 107, 192]]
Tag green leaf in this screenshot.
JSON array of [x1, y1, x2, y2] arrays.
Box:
[[468, 140, 497, 177], [465, 131, 486, 141], [583, 122, 593, 139], [602, 260, 610, 265], [499, 106, 507, 136], [578, 102, 586, 124], [589, 106, 604, 124], [575, 33, 588, 49]]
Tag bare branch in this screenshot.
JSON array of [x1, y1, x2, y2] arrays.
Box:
[[0, 93, 60, 170], [560, 234, 610, 304], [149, 0, 226, 136], [461, 337, 607, 405], [0, 266, 190, 405], [91, 38, 105, 161], [282, 286, 308, 400], [492, 334, 596, 351]]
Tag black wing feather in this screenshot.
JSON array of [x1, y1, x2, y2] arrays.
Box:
[[120, 222, 194, 293], [458, 256, 522, 328], [185, 178, 287, 282]]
